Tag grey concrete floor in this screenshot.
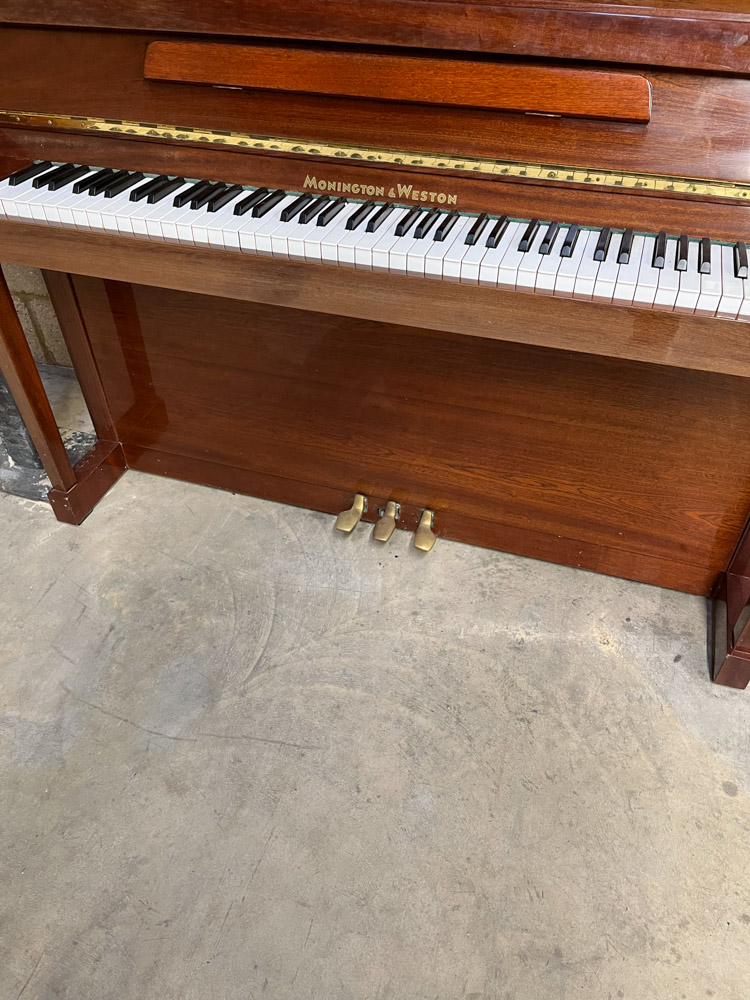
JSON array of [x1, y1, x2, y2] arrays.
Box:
[[2, 472, 750, 1000]]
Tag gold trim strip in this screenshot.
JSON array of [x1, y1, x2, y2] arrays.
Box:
[[2, 110, 749, 202]]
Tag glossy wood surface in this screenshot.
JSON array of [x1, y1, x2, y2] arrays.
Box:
[[2, 1, 750, 72], [145, 42, 652, 122], [2, 30, 750, 186], [64, 276, 750, 595], [1, 218, 749, 380]]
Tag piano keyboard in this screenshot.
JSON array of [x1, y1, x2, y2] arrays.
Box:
[[3, 161, 750, 323]]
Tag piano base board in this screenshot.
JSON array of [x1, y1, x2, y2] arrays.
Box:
[[48, 273, 750, 598]]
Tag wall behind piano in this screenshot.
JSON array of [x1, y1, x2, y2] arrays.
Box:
[[1, 264, 71, 367]]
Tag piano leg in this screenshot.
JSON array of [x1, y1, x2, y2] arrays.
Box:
[[712, 520, 750, 688], [0, 266, 125, 524]]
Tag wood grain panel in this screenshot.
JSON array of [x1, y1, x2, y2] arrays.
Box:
[[145, 42, 652, 122], [1, 1, 750, 72], [0, 29, 748, 185], [67, 277, 750, 595]]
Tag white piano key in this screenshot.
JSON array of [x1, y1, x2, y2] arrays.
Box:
[[572, 231, 602, 300], [253, 196, 303, 255], [138, 185, 195, 239], [348, 208, 407, 270], [632, 236, 659, 307], [515, 226, 548, 291], [612, 234, 645, 305], [717, 245, 744, 320], [304, 209, 353, 263], [737, 274, 750, 322], [554, 229, 594, 298], [534, 227, 568, 295], [695, 243, 722, 317], [371, 212, 414, 272], [653, 239, 680, 310], [0, 175, 46, 217], [329, 220, 363, 267], [406, 230, 441, 276], [674, 241, 701, 314], [423, 217, 473, 279], [496, 225, 536, 289], [188, 199, 237, 247], [478, 221, 523, 287], [459, 233, 490, 284], [319, 207, 359, 263], [439, 216, 477, 281], [592, 233, 622, 303]]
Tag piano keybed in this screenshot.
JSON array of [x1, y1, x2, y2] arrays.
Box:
[[3, 161, 749, 324]]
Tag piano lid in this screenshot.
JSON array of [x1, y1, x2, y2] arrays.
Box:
[[1, 0, 750, 74]]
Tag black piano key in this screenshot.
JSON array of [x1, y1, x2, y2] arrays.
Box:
[[147, 177, 185, 204], [465, 213, 489, 246], [366, 202, 394, 233], [734, 241, 749, 279], [675, 234, 689, 271], [8, 160, 53, 186], [560, 224, 580, 258], [91, 169, 130, 196], [47, 164, 90, 191], [486, 215, 509, 249], [652, 231, 667, 269], [617, 228, 634, 264], [130, 175, 168, 202], [207, 184, 243, 212], [593, 227, 612, 262], [414, 208, 441, 239], [539, 221, 560, 255], [346, 201, 377, 231], [233, 187, 269, 216], [280, 193, 314, 222], [698, 237, 712, 274], [253, 189, 287, 219], [434, 210, 459, 242], [191, 182, 226, 210], [73, 168, 115, 195], [32, 163, 76, 189], [518, 218, 540, 252], [316, 197, 346, 226], [395, 206, 422, 237], [174, 180, 214, 208], [299, 196, 330, 224], [104, 172, 145, 198]]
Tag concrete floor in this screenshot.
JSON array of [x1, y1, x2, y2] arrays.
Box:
[[1, 472, 750, 1000]]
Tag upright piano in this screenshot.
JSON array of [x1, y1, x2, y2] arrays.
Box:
[[1, 0, 750, 686]]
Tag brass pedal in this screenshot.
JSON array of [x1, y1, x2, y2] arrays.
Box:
[[335, 493, 367, 533], [414, 509, 437, 552], [373, 501, 400, 542]]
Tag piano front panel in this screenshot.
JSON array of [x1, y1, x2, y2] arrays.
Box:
[[2, 27, 750, 185], [58, 273, 750, 596]]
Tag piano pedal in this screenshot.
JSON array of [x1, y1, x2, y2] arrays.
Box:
[[414, 509, 437, 552], [335, 493, 367, 533], [373, 501, 400, 542]]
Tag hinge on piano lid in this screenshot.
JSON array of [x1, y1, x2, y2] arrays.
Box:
[[2, 110, 750, 202]]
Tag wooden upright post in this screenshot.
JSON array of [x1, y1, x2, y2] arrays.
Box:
[[0, 266, 125, 523]]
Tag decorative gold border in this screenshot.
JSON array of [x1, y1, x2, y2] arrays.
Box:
[[2, 109, 750, 202]]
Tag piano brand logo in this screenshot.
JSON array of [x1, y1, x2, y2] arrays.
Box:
[[303, 175, 458, 205]]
